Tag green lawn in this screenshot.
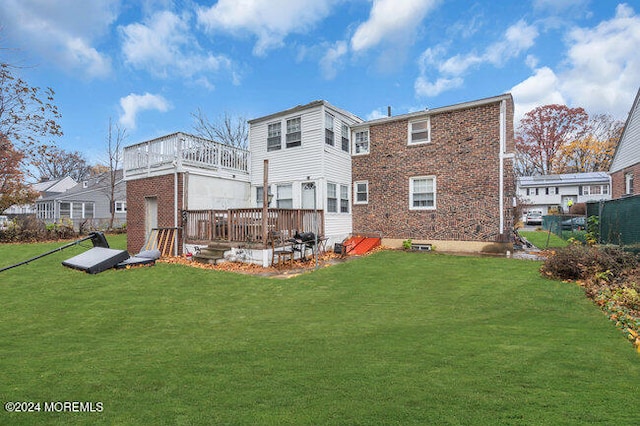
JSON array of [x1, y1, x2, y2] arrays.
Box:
[[519, 230, 570, 249], [1, 236, 639, 425]]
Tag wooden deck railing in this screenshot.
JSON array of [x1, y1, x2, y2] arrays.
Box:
[[183, 208, 324, 245]]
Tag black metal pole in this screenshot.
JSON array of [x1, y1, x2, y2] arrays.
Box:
[[0, 233, 104, 273]]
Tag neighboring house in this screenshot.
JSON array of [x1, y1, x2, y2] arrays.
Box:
[[610, 86, 640, 198], [123, 132, 251, 255], [517, 172, 612, 215], [351, 94, 516, 252], [3, 176, 77, 215], [248, 100, 362, 245], [36, 170, 127, 230]]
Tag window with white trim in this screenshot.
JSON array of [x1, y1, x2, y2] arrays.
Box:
[[325, 113, 334, 146], [409, 176, 436, 210], [409, 118, 430, 144], [625, 172, 634, 195], [340, 185, 349, 213], [354, 181, 368, 204], [286, 117, 301, 148], [341, 122, 349, 152], [256, 186, 264, 208], [60, 202, 71, 218], [327, 183, 337, 213], [354, 130, 369, 154], [277, 184, 292, 209], [267, 122, 281, 151], [115, 201, 127, 213]]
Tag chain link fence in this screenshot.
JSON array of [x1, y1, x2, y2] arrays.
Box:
[[587, 195, 640, 252]]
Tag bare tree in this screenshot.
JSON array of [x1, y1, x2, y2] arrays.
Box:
[[98, 118, 126, 230], [29, 145, 92, 182], [191, 109, 248, 149]]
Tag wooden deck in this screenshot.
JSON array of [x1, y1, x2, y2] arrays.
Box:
[[183, 208, 324, 246]]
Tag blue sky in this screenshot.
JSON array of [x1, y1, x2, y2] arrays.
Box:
[[1, 0, 639, 164]]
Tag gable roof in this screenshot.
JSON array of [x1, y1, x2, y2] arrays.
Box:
[[248, 100, 363, 125], [32, 176, 77, 194], [352, 93, 513, 128], [38, 170, 124, 202], [610, 86, 640, 173]]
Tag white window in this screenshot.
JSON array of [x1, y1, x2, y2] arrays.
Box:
[[409, 118, 430, 144], [85, 203, 94, 218], [340, 185, 349, 213], [354, 130, 369, 154], [325, 113, 334, 146], [256, 186, 264, 208], [354, 181, 368, 204], [267, 122, 281, 151], [327, 183, 337, 213], [625, 172, 634, 195], [59, 202, 71, 218], [115, 201, 127, 213], [341, 122, 349, 152], [277, 184, 292, 209], [410, 176, 436, 210], [286, 117, 301, 148]]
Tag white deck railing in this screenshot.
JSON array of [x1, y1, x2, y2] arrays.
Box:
[[123, 132, 249, 176]]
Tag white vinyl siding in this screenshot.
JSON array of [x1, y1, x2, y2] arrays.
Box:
[[409, 118, 430, 144], [409, 176, 436, 210]]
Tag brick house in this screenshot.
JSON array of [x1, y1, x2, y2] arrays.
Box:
[[351, 94, 516, 252], [124, 132, 250, 255], [610, 87, 640, 198]]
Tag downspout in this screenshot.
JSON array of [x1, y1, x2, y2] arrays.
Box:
[[499, 100, 506, 236], [174, 135, 183, 256]]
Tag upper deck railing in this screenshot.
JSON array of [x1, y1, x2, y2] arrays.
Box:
[[123, 132, 249, 177]]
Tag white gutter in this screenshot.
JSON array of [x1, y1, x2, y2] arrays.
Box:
[[499, 100, 506, 235]]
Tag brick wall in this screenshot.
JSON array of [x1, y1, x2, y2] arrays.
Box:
[[126, 173, 184, 254], [611, 163, 640, 199], [352, 97, 514, 243]]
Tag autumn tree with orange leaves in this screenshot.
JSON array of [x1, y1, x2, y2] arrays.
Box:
[[515, 104, 588, 176], [0, 136, 37, 211], [515, 105, 623, 176], [554, 113, 623, 174]]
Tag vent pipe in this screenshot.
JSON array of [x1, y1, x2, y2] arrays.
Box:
[[387, 106, 391, 117]]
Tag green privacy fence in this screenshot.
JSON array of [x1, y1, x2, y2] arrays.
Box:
[[542, 214, 586, 241], [586, 195, 640, 250]]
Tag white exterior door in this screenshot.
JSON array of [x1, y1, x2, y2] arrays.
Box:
[[301, 182, 316, 210], [145, 196, 158, 237]]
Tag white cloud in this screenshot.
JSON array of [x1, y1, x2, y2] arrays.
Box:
[[0, 0, 116, 78], [120, 10, 232, 81], [197, 0, 336, 56], [510, 67, 566, 121], [365, 108, 388, 121], [320, 41, 348, 80], [350, 0, 440, 52], [511, 4, 640, 120], [415, 20, 538, 97], [119, 93, 171, 130]]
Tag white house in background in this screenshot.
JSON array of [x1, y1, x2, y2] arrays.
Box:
[[517, 172, 612, 214], [248, 100, 363, 246], [3, 176, 77, 216]]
